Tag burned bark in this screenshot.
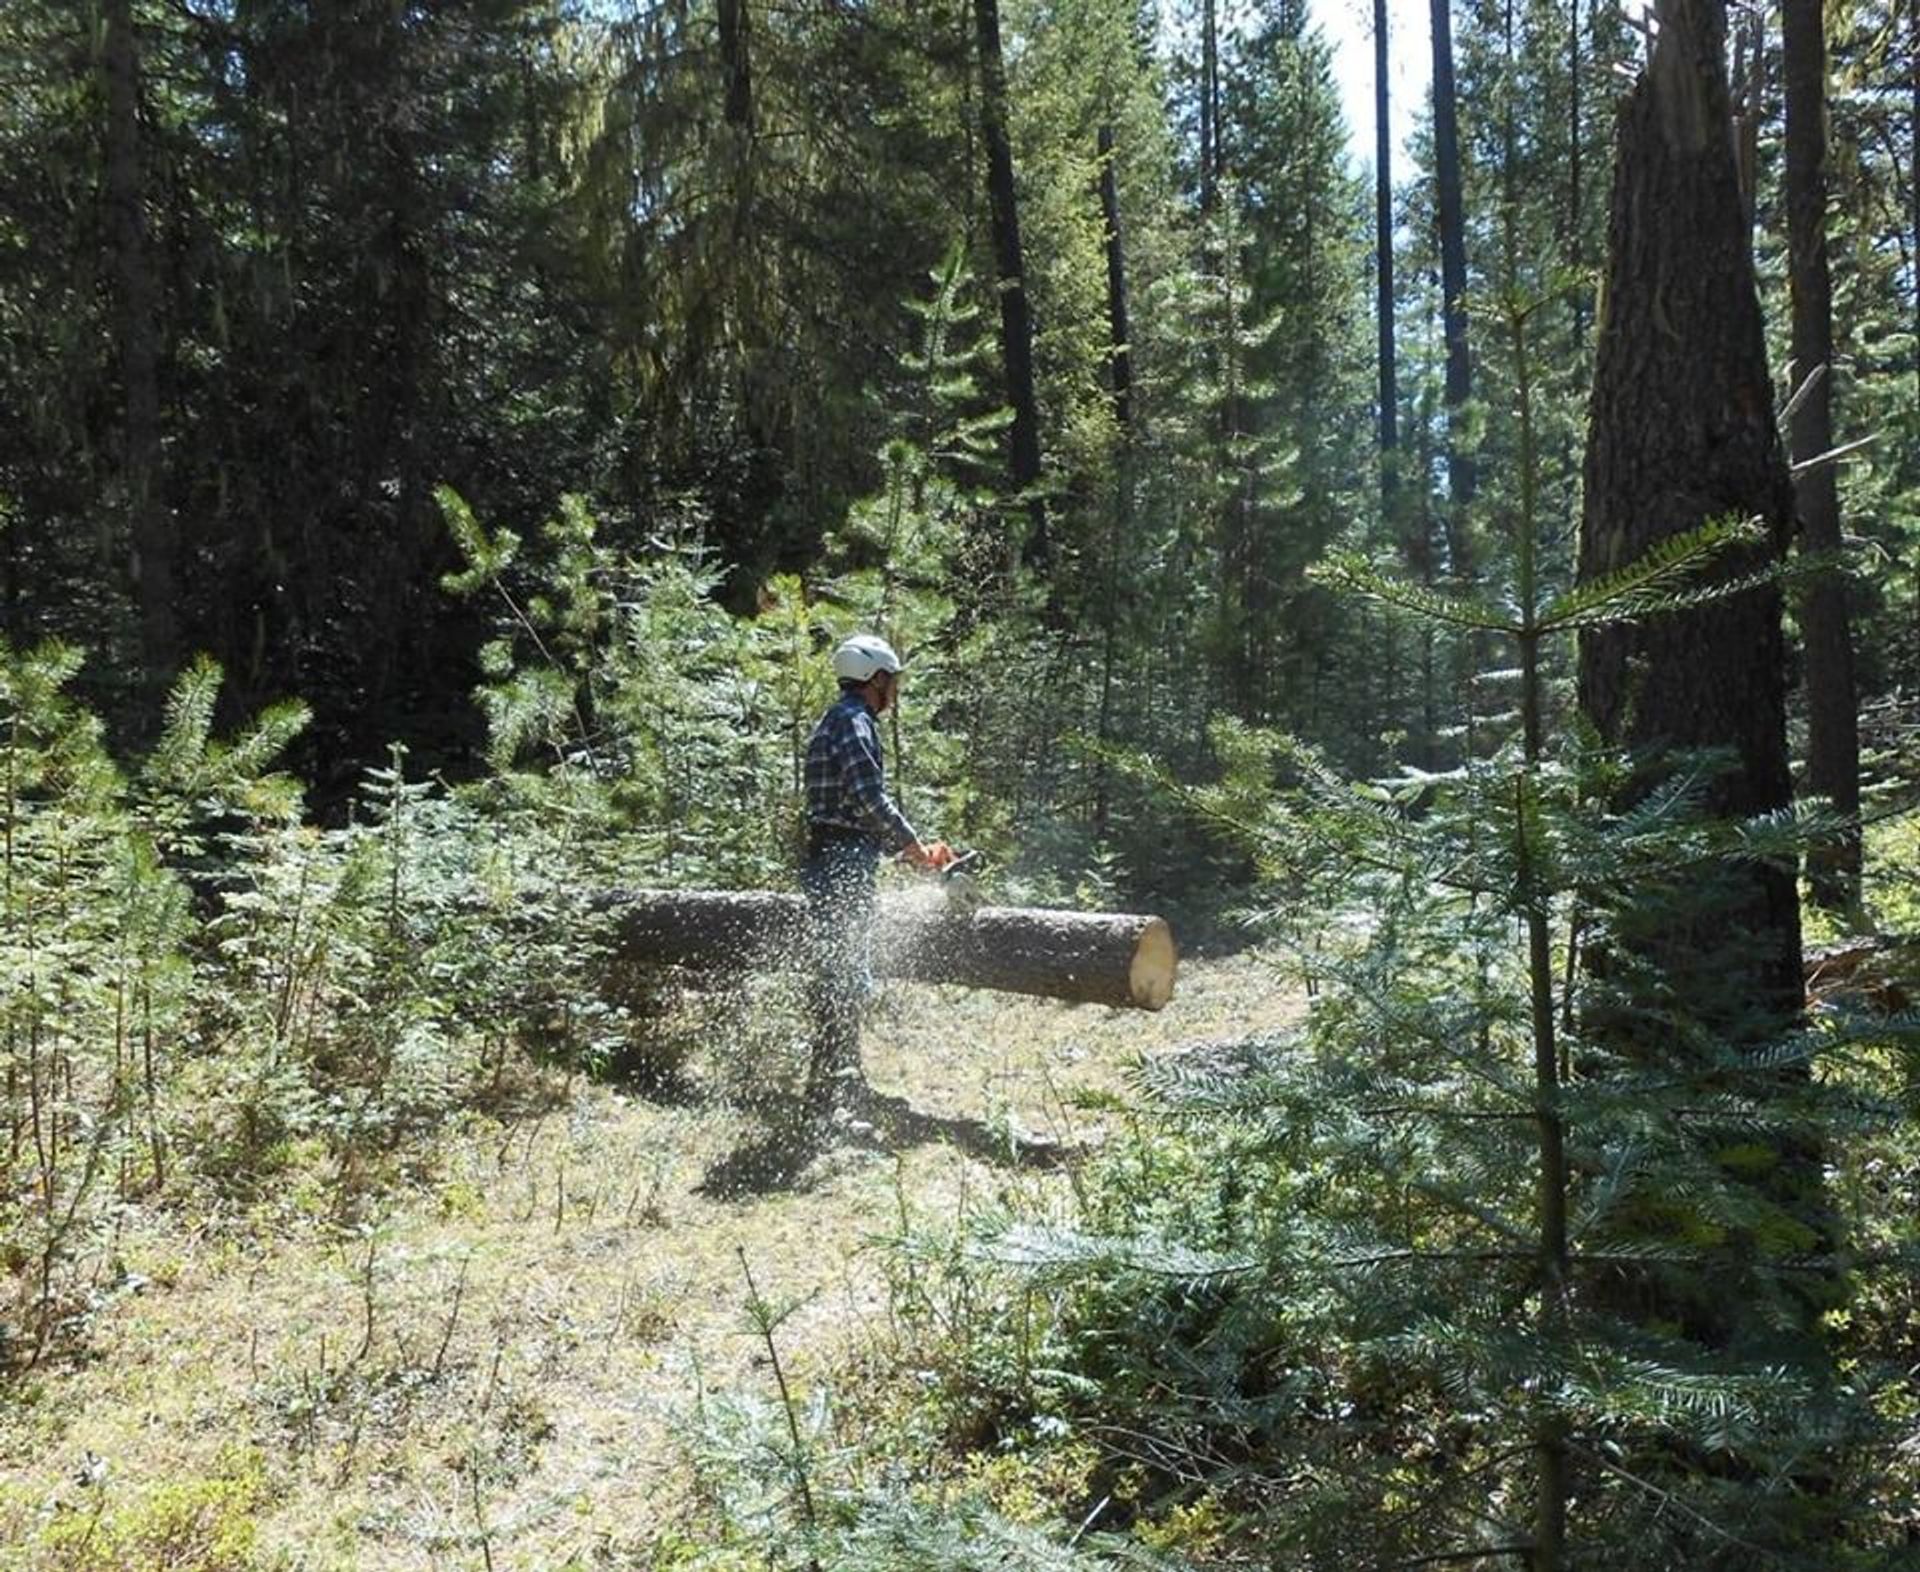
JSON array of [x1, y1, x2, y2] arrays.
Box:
[[1578, 0, 1801, 1023], [1578, 0, 1827, 1369]]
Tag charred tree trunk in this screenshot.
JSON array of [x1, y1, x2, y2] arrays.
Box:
[[1579, 0, 1821, 1359], [1785, 0, 1860, 909], [603, 890, 1177, 1011], [1730, 3, 1763, 229], [1430, 0, 1476, 574], [102, 0, 177, 693], [972, 0, 1047, 563], [1580, 0, 1800, 1019], [1098, 125, 1132, 430]]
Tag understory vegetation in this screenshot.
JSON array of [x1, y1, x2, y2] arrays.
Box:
[[6, 490, 1920, 1566]]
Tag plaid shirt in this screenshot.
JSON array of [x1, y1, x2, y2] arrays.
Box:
[[804, 691, 917, 853]]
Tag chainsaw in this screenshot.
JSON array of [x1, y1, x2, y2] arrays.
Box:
[[940, 848, 985, 910]]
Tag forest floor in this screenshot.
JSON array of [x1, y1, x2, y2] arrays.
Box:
[[0, 949, 1304, 1571]]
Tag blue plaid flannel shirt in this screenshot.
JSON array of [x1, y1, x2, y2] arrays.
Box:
[[804, 691, 917, 853]]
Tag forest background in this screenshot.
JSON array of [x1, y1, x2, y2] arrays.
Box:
[[4, 0, 1920, 1565]]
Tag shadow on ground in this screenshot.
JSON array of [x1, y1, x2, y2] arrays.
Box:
[[696, 1088, 1071, 1199]]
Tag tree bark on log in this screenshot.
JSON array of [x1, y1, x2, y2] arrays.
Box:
[[601, 890, 1177, 1011]]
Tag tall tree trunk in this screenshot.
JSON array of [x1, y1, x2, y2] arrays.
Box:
[[1579, 0, 1819, 1358], [1200, 0, 1219, 212], [1730, 3, 1763, 228], [1379, 0, 1431, 760], [1095, 120, 1132, 825], [102, 0, 177, 691], [1568, 0, 1582, 304], [1785, 0, 1861, 910], [1097, 124, 1132, 429], [1375, 0, 1398, 468], [1430, 0, 1476, 576], [3, 504, 18, 645], [1579, 0, 1800, 1018], [1222, 249, 1256, 718], [718, 0, 752, 131], [972, 0, 1047, 563]]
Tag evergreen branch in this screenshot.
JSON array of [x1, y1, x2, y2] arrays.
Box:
[[1330, 1248, 1535, 1269], [1404, 1181, 1532, 1245], [736, 1247, 822, 1567], [1569, 1443, 1784, 1563], [978, 1222, 1255, 1283], [1567, 1244, 1731, 1266], [1392, 1548, 1537, 1569], [1537, 516, 1763, 631], [1618, 561, 1792, 619], [217, 700, 312, 782], [147, 655, 222, 788], [1312, 554, 1519, 633], [1358, 1105, 1536, 1122]]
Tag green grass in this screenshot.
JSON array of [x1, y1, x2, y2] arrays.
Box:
[[0, 951, 1304, 1571]]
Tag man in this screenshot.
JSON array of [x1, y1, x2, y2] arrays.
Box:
[[801, 633, 953, 1123]]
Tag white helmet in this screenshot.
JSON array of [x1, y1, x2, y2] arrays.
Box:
[[831, 633, 903, 683]]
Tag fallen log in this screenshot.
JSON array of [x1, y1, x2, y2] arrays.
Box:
[[1805, 935, 1920, 1014], [600, 889, 1177, 1011]]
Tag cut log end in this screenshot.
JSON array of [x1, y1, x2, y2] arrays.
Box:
[[1128, 917, 1178, 1011]]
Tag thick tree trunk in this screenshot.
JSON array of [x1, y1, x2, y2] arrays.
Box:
[[1579, 0, 1801, 1020], [1579, 1, 1827, 1373], [1430, 0, 1476, 573], [602, 890, 1178, 1011], [1097, 125, 1132, 429], [972, 0, 1047, 562], [1729, 4, 1763, 228], [103, 0, 177, 691], [1784, 0, 1860, 909]]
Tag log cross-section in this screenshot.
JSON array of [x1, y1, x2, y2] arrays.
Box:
[[601, 890, 1177, 1011]]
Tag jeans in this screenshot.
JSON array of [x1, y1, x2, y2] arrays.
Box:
[[800, 828, 879, 1109]]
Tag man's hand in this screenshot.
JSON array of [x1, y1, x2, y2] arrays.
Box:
[[905, 839, 956, 871]]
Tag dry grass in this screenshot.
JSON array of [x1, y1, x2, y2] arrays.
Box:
[[0, 949, 1301, 1571]]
